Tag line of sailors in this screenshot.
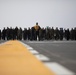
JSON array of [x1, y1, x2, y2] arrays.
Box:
[[0, 23, 76, 41]]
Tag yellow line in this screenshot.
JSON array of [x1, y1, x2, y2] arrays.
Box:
[[0, 40, 55, 75]]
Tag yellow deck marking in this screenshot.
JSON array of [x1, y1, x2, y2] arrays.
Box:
[[0, 40, 55, 75]]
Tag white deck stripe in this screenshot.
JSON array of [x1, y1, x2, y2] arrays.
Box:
[[20, 42, 34, 50], [44, 62, 75, 75], [35, 54, 50, 61], [0, 41, 7, 46], [29, 50, 39, 54], [27, 47, 33, 50]]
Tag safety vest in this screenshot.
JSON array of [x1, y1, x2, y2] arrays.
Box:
[[34, 25, 40, 31]]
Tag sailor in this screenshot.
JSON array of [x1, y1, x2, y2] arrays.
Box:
[[34, 22, 41, 40]]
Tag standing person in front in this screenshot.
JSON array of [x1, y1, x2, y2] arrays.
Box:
[[34, 22, 41, 41]]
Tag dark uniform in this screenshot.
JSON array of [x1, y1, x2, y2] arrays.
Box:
[[51, 27, 54, 40], [0, 29, 1, 40], [2, 27, 6, 40], [70, 28, 75, 40], [74, 28, 76, 40], [12, 28, 15, 40], [59, 28, 63, 40], [9, 27, 13, 40], [17, 27, 22, 40], [45, 27, 50, 40], [14, 27, 18, 39], [27, 27, 31, 40], [54, 27, 59, 40], [65, 29, 70, 40], [6, 27, 10, 40], [39, 28, 43, 41], [23, 28, 27, 40], [30, 27, 36, 40], [42, 28, 46, 40]]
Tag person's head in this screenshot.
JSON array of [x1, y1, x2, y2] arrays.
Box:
[[3, 27, 5, 29], [36, 22, 38, 25]]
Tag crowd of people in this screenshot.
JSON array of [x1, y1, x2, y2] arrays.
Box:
[[0, 22, 76, 41]]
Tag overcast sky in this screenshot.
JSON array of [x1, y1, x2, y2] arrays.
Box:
[[0, 0, 76, 30]]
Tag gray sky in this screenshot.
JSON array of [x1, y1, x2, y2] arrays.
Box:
[[0, 0, 76, 30]]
